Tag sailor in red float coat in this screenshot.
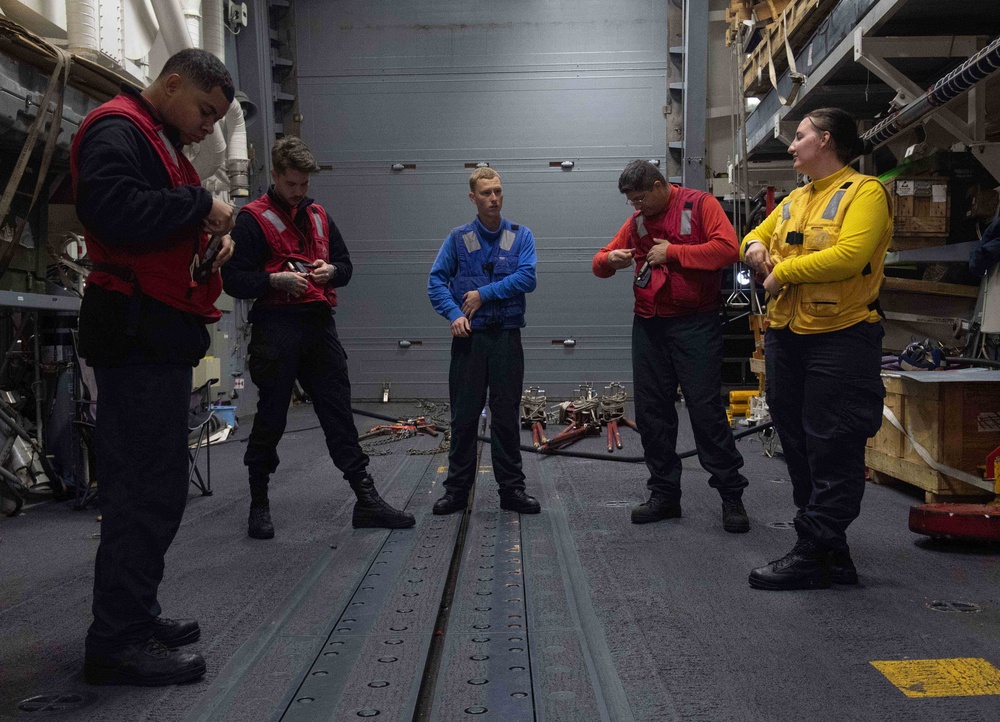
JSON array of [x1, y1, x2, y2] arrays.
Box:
[[222, 137, 414, 539], [72, 50, 235, 687], [592, 160, 750, 532]]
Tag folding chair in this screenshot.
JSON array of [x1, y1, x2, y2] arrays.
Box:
[[188, 378, 219, 496], [71, 331, 98, 510]]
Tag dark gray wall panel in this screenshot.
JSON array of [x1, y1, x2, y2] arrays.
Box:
[[294, 0, 667, 398]]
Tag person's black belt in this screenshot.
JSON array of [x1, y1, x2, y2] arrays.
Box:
[[868, 299, 885, 319], [92, 262, 142, 337]]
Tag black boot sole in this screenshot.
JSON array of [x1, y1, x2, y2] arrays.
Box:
[[352, 510, 416, 529], [433, 497, 469, 515], [631, 510, 682, 524], [153, 629, 200, 649], [248, 527, 275, 540], [748, 574, 832, 591], [83, 660, 206, 686], [723, 520, 751, 533], [831, 569, 859, 585], [499, 502, 541, 514]]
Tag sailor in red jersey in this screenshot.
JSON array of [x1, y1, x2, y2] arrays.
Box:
[[72, 49, 235, 687], [593, 160, 750, 533], [222, 137, 414, 539]]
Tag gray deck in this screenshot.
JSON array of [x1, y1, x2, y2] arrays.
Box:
[[2, 402, 999, 721]]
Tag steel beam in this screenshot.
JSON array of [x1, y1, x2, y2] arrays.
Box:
[[682, 0, 709, 191]]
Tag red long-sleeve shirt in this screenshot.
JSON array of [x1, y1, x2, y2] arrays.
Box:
[[592, 188, 739, 277]]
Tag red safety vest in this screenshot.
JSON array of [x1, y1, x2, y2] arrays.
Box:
[[240, 194, 338, 308], [70, 92, 222, 322], [629, 186, 722, 318]]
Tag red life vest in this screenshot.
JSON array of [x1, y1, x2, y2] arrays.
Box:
[[629, 186, 723, 318], [69, 92, 222, 322], [240, 194, 338, 308]]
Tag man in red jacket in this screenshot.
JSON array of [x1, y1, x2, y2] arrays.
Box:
[[73, 49, 235, 686], [593, 160, 750, 532]]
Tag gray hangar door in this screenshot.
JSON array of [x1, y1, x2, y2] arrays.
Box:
[[294, 0, 669, 399]]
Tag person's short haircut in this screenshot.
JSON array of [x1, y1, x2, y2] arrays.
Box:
[[272, 136, 321, 175], [618, 159, 666, 194], [160, 48, 235, 103], [469, 166, 501, 192]]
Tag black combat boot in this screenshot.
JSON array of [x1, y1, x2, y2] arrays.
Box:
[[499, 489, 541, 514], [152, 617, 200, 648], [829, 548, 859, 585], [248, 503, 275, 539], [84, 639, 206, 686], [721, 497, 750, 533], [631, 494, 682, 524], [350, 475, 416, 529], [433, 491, 469, 515], [748, 538, 832, 590]]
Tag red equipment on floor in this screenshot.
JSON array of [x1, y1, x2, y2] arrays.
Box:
[[908, 444, 1000, 542]]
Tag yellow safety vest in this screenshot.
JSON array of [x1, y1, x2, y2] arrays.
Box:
[[766, 167, 892, 334]]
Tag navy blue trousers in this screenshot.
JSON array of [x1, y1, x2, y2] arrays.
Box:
[[765, 321, 885, 550], [87, 364, 192, 653], [244, 312, 368, 490], [444, 328, 526, 496], [632, 312, 748, 502]]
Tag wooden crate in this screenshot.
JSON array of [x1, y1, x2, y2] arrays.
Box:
[[884, 177, 950, 238], [889, 235, 947, 252], [865, 372, 1000, 500]]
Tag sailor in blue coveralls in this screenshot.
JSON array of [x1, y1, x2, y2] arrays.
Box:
[[427, 167, 541, 515]]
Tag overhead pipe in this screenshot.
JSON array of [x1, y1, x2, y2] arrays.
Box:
[[182, 0, 203, 49], [66, 0, 99, 56], [202, 0, 250, 197], [149, 0, 227, 182], [863, 34, 1000, 149]]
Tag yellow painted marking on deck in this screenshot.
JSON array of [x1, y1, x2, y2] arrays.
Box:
[[478, 467, 492, 474], [871, 658, 1000, 698], [437, 466, 447, 474]]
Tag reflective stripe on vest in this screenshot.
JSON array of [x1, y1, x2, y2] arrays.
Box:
[[782, 202, 791, 221], [681, 202, 694, 235], [823, 190, 848, 220], [501, 229, 516, 251], [262, 209, 287, 234], [310, 208, 326, 239], [462, 230, 480, 253], [157, 130, 179, 167], [635, 215, 648, 238]]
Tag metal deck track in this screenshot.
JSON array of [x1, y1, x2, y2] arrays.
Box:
[[211, 444, 639, 721], [183, 451, 447, 722]]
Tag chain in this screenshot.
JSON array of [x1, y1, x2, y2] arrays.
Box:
[[361, 430, 414, 457], [359, 400, 453, 457], [407, 429, 451, 456]]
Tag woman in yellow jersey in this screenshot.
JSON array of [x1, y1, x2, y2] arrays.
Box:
[[741, 108, 892, 591]]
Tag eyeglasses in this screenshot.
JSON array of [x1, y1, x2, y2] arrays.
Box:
[[626, 194, 648, 207]]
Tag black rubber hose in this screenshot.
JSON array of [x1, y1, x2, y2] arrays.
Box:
[[943, 357, 1000, 369], [351, 407, 774, 464]]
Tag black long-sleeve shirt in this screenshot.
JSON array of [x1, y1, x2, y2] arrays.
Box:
[[75, 84, 214, 367], [222, 189, 352, 322]]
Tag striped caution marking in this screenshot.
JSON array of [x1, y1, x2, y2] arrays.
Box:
[[871, 658, 1000, 698]]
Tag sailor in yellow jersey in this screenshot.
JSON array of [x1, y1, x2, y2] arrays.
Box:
[[741, 107, 892, 591]]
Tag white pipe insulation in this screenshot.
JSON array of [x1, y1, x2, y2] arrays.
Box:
[[149, 0, 226, 182], [66, 0, 99, 56], [181, 0, 202, 50], [202, 0, 250, 197], [201, 0, 224, 61]]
